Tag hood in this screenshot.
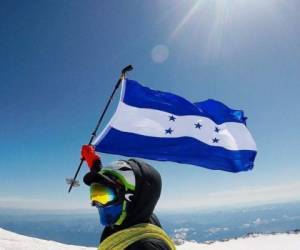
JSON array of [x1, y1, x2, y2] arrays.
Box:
[[122, 159, 162, 226]]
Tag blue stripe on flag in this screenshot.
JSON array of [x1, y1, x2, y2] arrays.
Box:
[[123, 80, 247, 125], [95, 128, 256, 173]]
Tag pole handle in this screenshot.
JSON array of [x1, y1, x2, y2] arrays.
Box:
[[68, 159, 84, 193]]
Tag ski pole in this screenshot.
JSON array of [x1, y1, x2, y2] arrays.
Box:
[[67, 65, 133, 193]]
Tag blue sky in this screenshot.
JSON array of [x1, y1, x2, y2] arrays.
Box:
[[0, 0, 299, 211]]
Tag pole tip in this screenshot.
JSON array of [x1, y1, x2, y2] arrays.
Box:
[[121, 65, 133, 75]]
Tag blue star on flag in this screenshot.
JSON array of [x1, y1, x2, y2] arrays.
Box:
[[169, 115, 176, 121], [165, 128, 173, 134], [215, 127, 220, 133], [194, 122, 202, 129], [212, 137, 219, 143]]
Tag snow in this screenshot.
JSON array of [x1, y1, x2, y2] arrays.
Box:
[[1, 227, 300, 250], [178, 233, 300, 250], [0, 228, 94, 250]]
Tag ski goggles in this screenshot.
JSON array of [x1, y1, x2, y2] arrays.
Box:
[[90, 183, 119, 206]]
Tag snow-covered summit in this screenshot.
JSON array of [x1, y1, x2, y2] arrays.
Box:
[[0, 227, 299, 250], [0, 228, 94, 250], [178, 232, 300, 250]]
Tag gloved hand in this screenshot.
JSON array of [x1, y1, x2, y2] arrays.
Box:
[[81, 145, 101, 170]]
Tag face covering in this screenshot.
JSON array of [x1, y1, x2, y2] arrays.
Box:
[[97, 202, 123, 226]]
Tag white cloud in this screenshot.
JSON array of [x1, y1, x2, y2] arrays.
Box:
[[172, 227, 195, 245], [207, 227, 229, 234], [253, 218, 268, 225], [0, 197, 91, 211], [158, 182, 300, 211], [243, 223, 251, 228], [282, 214, 300, 220], [241, 217, 269, 228]]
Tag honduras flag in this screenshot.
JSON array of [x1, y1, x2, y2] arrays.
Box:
[[93, 79, 257, 173]]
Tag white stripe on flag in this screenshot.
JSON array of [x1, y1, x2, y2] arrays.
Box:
[[96, 102, 257, 151]]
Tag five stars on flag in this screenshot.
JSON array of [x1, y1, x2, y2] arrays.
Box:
[[165, 115, 221, 143]]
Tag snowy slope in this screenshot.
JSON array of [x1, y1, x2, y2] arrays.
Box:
[[178, 233, 300, 250], [0, 228, 94, 250], [1, 227, 300, 250]]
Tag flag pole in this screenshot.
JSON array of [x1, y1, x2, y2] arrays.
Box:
[[67, 65, 133, 193]]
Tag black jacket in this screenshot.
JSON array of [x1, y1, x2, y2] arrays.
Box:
[[99, 159, 171, 250]]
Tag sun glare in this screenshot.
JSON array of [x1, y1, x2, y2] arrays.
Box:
[[169, 0, 204, 40], [167, 0, 286, 61]]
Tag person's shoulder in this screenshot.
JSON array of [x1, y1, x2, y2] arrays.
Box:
[[125, 237, 171, 250]]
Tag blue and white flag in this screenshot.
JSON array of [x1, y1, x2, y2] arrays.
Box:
[[93, 79, 257, 172]]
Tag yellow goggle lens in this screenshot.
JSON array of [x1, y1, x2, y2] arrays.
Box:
[[90, 183, 116, 205]]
